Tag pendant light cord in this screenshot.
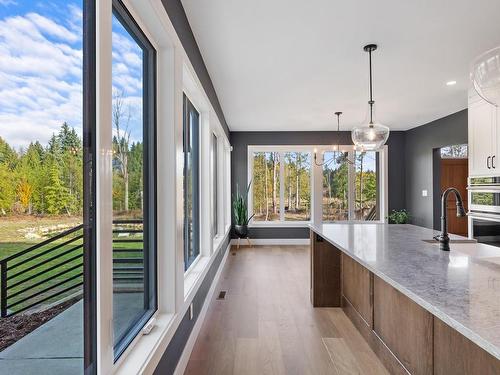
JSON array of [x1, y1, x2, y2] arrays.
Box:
[[368, 48, 374, 125]]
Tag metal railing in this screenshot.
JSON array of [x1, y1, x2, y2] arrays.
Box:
[[0, 219, 143, 318]]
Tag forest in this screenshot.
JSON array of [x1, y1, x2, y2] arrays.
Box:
[[0, 121, 143, 218]]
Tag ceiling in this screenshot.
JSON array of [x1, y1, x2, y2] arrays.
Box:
[[181, 0, 500, 132]]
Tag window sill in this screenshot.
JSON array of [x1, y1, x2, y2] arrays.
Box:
[[184, 255, 210, 299], [249, 221, 311, 228], [114, 312, 176, 375]]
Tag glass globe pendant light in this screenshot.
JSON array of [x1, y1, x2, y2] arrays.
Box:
[[313, 112, 354, 166], [351, 44, 390, 151], [471, 46, 500, 107]]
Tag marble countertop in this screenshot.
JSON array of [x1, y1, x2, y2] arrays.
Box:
[[309, 223, 500, 360]]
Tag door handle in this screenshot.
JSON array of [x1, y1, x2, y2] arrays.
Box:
[[487, 156, 491, 169], [493, 155, 496, 169]]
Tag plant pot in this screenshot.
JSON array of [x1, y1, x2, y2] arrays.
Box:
[[234, 224, 248, 238]]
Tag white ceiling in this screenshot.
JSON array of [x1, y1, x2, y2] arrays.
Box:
[[181, 0, 500, 132]]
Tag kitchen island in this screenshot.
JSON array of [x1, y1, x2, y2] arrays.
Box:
[[309, 223, 500, 375]]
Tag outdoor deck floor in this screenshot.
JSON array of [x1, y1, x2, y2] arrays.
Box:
[[0, 292, 143, 375]]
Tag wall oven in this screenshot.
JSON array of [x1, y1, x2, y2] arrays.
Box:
[[468, 177, 500, 247]]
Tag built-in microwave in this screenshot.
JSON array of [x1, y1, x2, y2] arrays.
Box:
[[468, 176, 500, 214]]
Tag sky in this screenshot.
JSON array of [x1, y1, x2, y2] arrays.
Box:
[[0, 0, 143, 150]]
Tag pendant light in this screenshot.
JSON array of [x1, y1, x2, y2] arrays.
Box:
[[314, 112, 354, 166], [471, 46, 500, 107], [351, 44, 390, 151]]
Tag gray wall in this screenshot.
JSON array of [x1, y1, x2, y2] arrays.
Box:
[[404, 109, 468, 228], [230, 131, 406, 239], [160, 0, 229, 138], [153, 2, 231, 374]]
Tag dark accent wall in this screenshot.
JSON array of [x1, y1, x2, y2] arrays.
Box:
[[154, 235, 230, 375], [160, 0, 230, 138], [230, 131, 406, 239], [404, 109, 468, 228]]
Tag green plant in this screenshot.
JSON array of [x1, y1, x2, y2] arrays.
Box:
[[233, 181, 254, 226], [388, 209, 410, 224]]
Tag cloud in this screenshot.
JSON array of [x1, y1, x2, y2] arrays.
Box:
[[0, 0, 16, 6], [0, 4, 83, 149]]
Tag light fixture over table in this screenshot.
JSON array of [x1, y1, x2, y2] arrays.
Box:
[[313, 112, 354, 166], [351, 44, 390, 151]]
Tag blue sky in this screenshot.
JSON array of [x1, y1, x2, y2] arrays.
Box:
[[0, 0, 143, 149]]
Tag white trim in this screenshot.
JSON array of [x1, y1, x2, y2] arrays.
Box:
[[173, 242, 231, 375], [230, 238, 309, 246]]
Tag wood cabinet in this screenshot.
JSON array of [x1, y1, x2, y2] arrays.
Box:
[[434, 318, 500, 375], [310, 231, 341, 307], [373, 276, 434, 375], [469, 93, 499, 176], [341, 254, 373, 327]]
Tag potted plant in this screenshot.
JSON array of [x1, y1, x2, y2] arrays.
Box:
[[388, 209, 410, 224], [233, 182, 254, 238]]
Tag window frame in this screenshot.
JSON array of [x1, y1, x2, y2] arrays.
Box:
[[111, 0, 158, 361], [211, 132, 219, 239], [248, 145, 388, 226], [182, 93, 201, 271]]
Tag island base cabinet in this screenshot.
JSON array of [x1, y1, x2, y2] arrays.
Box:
[[434, 318, 500, 375], [310, 231, 341, 307], [341, 254, 373, 327], [373, 276, 433, 375]]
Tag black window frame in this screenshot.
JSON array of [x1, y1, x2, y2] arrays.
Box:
[[112, 0, 158, 360], [212, 132, 218, 238], [183, 94, 200, 270], [83, 0, 97, 372]]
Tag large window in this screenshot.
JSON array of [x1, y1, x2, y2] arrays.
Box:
[[211, 133, 218, 238], [322, 150, 380, 222], [0, 0, 96, 373], [252, 152, 281, 221], [250, 146, 385, 224], [183, 95, 200, 270], [323, 151, 349, 221], [250, 149, 312, 223], [284, 152, 311, 221], [111, 0, 157, 359]]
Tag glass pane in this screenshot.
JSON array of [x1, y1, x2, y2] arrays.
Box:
[[354, 151, 379, 221], [212, 134, 218, 237], [252, 152, 280, 221], [440, 144, 468, 158], [183, 96, 200, 270], [284, 152, 311, 221], [0, 0, 88, 373], [322, 152, 349, 221], [112, 4, 156, 358]]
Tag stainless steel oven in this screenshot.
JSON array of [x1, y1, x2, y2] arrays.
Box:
[[469, 215, 500, 248], [468, 176, 500, 214]]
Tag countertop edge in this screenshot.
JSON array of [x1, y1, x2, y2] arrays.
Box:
[[308, 223, 500, 361]]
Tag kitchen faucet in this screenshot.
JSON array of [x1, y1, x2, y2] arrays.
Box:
[[434, 187, 467, 251]]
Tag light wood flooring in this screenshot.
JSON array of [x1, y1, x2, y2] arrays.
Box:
[[184, 245, 389, 375]]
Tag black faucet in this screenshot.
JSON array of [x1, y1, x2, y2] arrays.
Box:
[[434, 187, 467, 251]]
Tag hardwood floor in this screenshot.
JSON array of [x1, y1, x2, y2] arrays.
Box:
[[184, 245, 388, 375]]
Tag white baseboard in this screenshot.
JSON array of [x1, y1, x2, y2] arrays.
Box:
[[230, 238, 309, 246], [173, 243, 231, 375]]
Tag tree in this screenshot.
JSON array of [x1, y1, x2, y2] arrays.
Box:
[[44, 163, 69, 215], [0, 163, 15, 214], [112, 91, 132, 212]]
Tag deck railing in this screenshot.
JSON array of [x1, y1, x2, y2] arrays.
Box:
[[0, 219, 143, 318]]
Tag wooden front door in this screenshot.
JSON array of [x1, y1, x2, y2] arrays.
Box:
[[440, 159, 468, 237]]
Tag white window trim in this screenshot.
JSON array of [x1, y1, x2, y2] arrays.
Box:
[[247, 144, 389, 227]]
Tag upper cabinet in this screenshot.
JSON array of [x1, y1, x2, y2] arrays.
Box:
[[468, 92, 499, 176]]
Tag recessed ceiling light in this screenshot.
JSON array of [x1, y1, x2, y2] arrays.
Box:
[[446, 80, 457, 86]]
